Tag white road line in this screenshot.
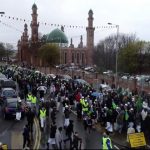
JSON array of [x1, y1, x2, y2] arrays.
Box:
[[33, 118, 38, 149], [36, 117, 41, 149], [114, 145, 120, 150]]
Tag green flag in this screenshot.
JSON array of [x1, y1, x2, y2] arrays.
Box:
[[135, 96, 142, 112]]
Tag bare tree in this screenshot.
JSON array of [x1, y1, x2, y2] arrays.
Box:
[[93, 33, 138, 73]]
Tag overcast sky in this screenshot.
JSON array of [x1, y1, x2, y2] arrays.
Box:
[[0, 0, 150, 49]]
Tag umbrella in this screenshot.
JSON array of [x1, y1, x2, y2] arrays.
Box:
[[75, 79, 90, 86], [91, 92, 102, 97]]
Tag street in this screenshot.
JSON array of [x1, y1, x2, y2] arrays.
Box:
[[0, 111, 25, 149], [39, 104, 102, 149]]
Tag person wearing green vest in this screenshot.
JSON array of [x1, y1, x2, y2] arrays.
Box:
[[27, 92, 32, 102], [102, 132, 112, 150], [82, 99, 89, 116], [39, 107, 46, 131], [80, 97, 84, 105], [31, 95, 37, 114], [31, 95, 37, 104]]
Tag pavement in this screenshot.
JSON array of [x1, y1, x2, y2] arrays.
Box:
[[38, 103, 130, 149], [39, 104, 102, 149]]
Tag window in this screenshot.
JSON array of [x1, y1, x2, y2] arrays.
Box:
[[77, 53, 79, 64], [82, 53, 84, 64], [64, 52, 67, 64], [72, 53, 74, 63]]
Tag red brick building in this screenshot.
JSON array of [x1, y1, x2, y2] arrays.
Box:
[[18, 3, 95, 67]]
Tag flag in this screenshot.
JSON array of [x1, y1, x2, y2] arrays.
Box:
[[135, 96, 142, 112], [112, 102, 117, 109], [125, 110, 129, 121]]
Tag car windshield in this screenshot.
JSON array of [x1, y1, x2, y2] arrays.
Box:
[[3, 90, 15, 97], [7, 102, 17, 108], [1, 81, 16, 88]]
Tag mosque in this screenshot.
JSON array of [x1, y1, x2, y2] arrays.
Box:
[[17, 3, 95, 67]]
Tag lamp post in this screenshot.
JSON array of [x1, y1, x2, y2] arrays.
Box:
[[59, 37, 62, 65], [108, 23, 119, 88]]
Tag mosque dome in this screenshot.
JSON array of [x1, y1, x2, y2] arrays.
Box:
[[46, 28, 68, 44]]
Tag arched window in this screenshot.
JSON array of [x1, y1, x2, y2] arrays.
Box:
[[77, 53, 79, 64], [82, 53, 84, 64], [64, 52, 67, 64], [72, 53, 74, 63]]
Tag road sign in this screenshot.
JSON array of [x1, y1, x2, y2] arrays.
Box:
[[128, 132, 146, 148]]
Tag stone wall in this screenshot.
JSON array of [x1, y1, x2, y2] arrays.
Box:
[[37, 67, 150, 94]]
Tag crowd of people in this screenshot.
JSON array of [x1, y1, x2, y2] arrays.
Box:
[[0, 64, 150, 149]]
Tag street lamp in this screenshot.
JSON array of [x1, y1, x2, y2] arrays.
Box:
[[108, 22, 119, 88]]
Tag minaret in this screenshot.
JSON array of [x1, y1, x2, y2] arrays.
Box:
[[69, 38, 74, 48], [86, 9, 95, 65], [78, 35, 83, 48], [17, 40, 21, 62], [23, 23, 28, 44], [30, 3, 39, 43]]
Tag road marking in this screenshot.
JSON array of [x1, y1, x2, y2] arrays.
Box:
[[33, 118, 38, 149], [36, 117, 41, 149], [114, 145, 120, 149]]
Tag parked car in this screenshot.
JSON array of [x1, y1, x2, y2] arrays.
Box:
[[0, 79, 16, 90], [103, 70, 113, 75], [1, 97, 25, 119], [0, 88, 17, 105], [84, 67, 96, 73], [99, 84, 112, 91]]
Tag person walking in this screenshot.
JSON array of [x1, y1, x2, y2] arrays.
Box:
[[39, 106, 46, 131], [47, 122, 57, 149], [22, 124, 30, 149], [16, 98, 22, 121], [56, 127, 63, 150], [72, 132, 82, 150], [64, 120, 74, 149], [31, 95, 37, 114], [26, 107, 35, 134], [37, 83, 47, 98], [64, 105, 70, 129], [102, 132, 112, 150], [51, 107, 57, 124]]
